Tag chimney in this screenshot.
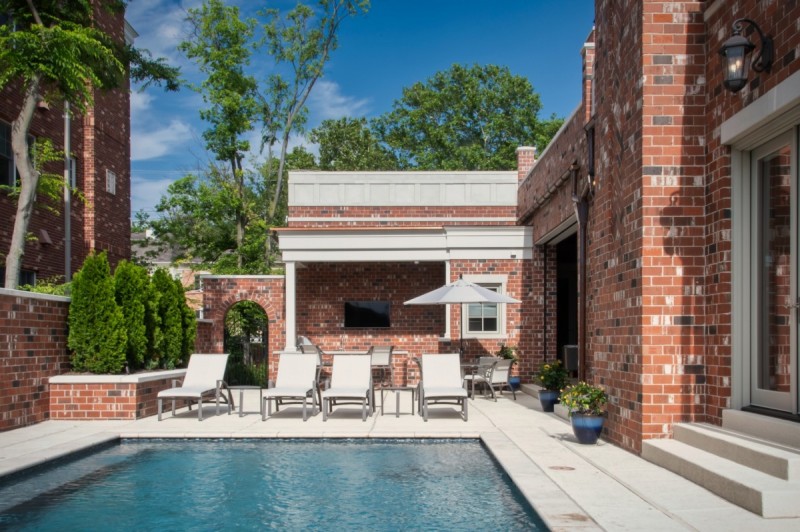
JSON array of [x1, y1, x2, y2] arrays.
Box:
[[515, 146, 537, 182], [582, 28, 596, 123]]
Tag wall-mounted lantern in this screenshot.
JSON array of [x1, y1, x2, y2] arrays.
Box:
[[719, 18, 773, 93]]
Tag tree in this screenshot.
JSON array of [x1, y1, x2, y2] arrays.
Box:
[[148, 164, 269, 274], [176, 277, 197, 361], [372, 64, 563, 170], [114, 260, 148, 371], [151, 269, 183, 369], [260, 0, 370, 221], [309, 117, 397, 171], [0, 0, 179, 289], [68, 252, 127, 374], [180, 0, 258, 270]]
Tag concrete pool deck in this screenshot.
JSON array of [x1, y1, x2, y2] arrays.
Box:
[[0, 388, 798, 531]]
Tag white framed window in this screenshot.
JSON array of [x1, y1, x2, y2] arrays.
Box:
[[106, 169, 116, 194], [461, 274, 508, 338], [468, 285, 500, 333]]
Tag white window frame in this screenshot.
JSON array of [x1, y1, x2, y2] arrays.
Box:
[[726, 71, 800, 410], [106, 168, 116, 195], [461, 274, 508, 339]]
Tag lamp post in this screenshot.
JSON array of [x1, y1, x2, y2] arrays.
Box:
[[719, 18, 774, 93]]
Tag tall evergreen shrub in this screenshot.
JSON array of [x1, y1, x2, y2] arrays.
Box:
[[114, 261, 149, 371], [68, 252, 127, 373], [143, 276, 163, 369], [151, 269, 183, 369], [176, 277, 197, 360]]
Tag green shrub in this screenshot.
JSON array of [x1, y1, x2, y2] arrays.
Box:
[[536, 360, 569, 391], [19, 276, 71, 296], [114, 261, 149, 371], [176, 277, 197, 360], [151, 269, 183, 369], [67, 252, 127, 373]]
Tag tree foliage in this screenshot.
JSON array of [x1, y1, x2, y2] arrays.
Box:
[[259, 0, 370, 221], [0, 0, 179, 289], [309, 117, 397, 171], [113, 260, 148, 371], [68, 252, 127, 374], [150, 269, 184, 369], [372, 64, 563, 170], [180, 0, 257, 270]]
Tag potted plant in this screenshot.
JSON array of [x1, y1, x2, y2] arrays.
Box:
[[496, 344, 521, 390], [535, 360, 568, 412], [559, 381, 608, 444]]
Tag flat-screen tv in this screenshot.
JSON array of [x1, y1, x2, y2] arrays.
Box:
[[344, 301, 391, 328]]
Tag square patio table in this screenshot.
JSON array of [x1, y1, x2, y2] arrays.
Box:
[[379, 386, 416, 417], [229, 386, 264, 417]]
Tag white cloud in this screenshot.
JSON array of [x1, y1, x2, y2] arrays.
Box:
[[132, 120, 193, 161], [130, 91, 153, 113], [307, 80, 371, 120], [130, 175, 176, 215]]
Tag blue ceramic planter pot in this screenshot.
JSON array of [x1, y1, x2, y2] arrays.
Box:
[[538, 389, 559, 412], [509, 376, 521, 391], [571, 413, 605, 444]]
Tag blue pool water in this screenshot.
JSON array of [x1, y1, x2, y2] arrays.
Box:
[[0, 439, 546, 531]]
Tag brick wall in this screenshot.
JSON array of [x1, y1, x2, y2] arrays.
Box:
[[703, 0, 800, 421], [49, 374, 181, 420], [288, 206, 517, 227], [199, 276, 286, 381], [0, 0, 131, 285], [520, 0, 800, 454], [0, 289, 70, 431]]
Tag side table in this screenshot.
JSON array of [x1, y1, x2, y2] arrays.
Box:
[[229, 386, 264, 417], [380, 386, 416, 417]]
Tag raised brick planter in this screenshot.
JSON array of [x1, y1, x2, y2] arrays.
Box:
[[49, 370, 185, 420]]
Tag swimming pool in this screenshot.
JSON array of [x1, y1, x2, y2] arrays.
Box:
[[0, 439, 546, 530]]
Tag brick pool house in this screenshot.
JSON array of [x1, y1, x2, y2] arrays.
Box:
[[198, 0, 800, 459], [2, 4, 799, 506]]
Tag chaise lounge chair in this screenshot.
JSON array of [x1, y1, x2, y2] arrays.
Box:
[[420, 353, 468, 421], [262, 353, 319, 421], [157, 353, 232, 421], [321, 354, 373, 421]]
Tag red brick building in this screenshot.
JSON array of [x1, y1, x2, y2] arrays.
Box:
[[0, 4, 133, 286], [522, 0, 800, 453]]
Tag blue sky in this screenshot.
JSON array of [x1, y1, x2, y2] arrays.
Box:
[[126, 0, 595, 218]]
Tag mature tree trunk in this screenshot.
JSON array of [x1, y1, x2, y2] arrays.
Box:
[[5, 77, 41, 289]]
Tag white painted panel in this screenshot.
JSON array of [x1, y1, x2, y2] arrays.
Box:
[[370, 184, 391, 203], [395, 184, 416, 203], [445, 184, 465, 204], [420, 184, 440, 203], [293, 184, 315, 205], [318, 184, 340, 205], [496, 184, 518, 203], [470, 183, 491, 203], [345, 184, 365, 204]]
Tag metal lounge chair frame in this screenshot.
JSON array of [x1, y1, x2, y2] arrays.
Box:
[[157, 353, 232, 421], [321, 354, 373, 421], [420, 353, 468, 421], [262, 353, 319, 421]]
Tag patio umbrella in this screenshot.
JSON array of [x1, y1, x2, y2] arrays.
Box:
[[404, 275, 520, 355]]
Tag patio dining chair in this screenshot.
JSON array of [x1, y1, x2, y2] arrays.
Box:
[[462, 356, 499, 399], [489, 358, 517, 400], [157, 353, 232, 421], [420, 353, 468, 422], [371, 345, 394, 387], [262, 353, 319, 421], [321, 354, 373, 421]]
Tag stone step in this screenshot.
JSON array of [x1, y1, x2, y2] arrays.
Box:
[[673, 423, 800, 481], [722, 409, 800, 450], [642, 438, 800, 518]]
